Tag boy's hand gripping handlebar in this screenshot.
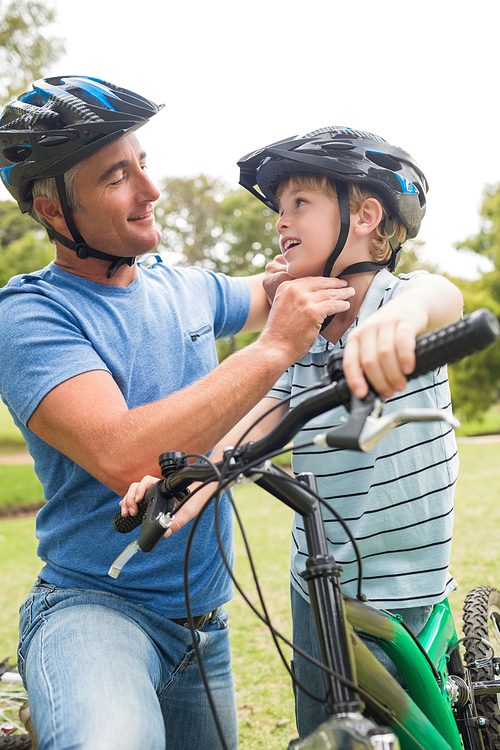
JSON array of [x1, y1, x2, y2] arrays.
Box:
[[108, 308, 499, 577]]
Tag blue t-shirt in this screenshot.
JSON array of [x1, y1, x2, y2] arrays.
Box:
[[0, 256, 251, 617]]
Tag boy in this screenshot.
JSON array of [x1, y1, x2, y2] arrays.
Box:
[[122, 127, 463, 738]]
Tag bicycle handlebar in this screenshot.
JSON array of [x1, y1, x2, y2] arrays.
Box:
[[111, 308, 499, 548]]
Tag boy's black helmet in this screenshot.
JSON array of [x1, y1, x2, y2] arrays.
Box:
[[238, 126, 428, 240], [0, 75, 163, 213]]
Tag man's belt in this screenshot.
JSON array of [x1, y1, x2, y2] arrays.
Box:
[[169, 608, 220, 629]]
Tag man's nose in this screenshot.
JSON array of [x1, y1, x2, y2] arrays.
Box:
[[138, 169, 160, 202]]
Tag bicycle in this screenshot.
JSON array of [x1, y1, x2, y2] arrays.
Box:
[[110, 307, 500, 750], [3, 308, 499, 749]]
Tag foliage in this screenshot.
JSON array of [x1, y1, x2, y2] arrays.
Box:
[[0, 1, 62, 283], [155, 176, 279, 359], [0, 200, 54, 286], [449, 184, 500, 421], [156, 175, 279, 276], [0, 1, 64, 103], [394, 240, 440, 275]]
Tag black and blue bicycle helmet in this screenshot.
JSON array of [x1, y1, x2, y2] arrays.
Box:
[[0, 76, 163, 276], [238, 126, 429, 329]]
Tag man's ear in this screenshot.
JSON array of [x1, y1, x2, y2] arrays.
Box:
[[352, 197, 383, 238], [33, 195, 67, 233]]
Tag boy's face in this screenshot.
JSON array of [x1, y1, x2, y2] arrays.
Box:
[[276, 182, 341, 278]]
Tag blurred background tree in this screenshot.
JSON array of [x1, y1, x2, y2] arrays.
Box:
[[448, 184, 500, 421], [0, 0, 64, 103], [155, 175, 279, 275], [0, 0, 63, 278]]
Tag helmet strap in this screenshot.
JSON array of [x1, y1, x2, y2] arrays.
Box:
[[322, 181, 350, 279], [52, 174, 136, 279], [319, 183, 399, 333], [384, 215, 402, 272], [320, 181, 351, 331]]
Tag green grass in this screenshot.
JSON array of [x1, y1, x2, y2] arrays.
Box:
[[0, 464, 44, 512], [0, 515, 40, 661], [0, 399, 25, 448], [1, 442, 499, 749], [448, 440, 500, 626], [455, 405, 500, 437], [227, 486, 296, 747]]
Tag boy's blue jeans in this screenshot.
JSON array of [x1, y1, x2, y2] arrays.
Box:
[[290, 584, 432, 738], [18, 579, 238, 750]]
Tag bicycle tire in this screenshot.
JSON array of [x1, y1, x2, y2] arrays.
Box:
[[463, 585, 500, 750], [0, 736, 31, 748]]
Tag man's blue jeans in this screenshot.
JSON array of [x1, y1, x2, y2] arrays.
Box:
[[18, 580, 238, 750]]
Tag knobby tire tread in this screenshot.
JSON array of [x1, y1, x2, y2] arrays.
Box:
[[0, 736, 31, 748], [463, 585, 500, 750]]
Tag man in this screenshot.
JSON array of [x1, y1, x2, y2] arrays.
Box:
[[0, 77, 351, 750]]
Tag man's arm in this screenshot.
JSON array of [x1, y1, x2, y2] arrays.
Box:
[[120, 396, 286, 532], [28, 276, 355, 496], [342, 274, 464, 399]]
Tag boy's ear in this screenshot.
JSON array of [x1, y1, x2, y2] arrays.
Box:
[[352, 198, 383, 238], [33, 195, 67, 232]]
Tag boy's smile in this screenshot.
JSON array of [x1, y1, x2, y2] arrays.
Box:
[[277, 184, 341, 278]]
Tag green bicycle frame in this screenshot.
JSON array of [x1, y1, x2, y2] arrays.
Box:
[[347, 597, 463, 750]]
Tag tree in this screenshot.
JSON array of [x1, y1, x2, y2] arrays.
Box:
[[155, 175, 279, 275], [394, 240, 440, 275], [0, 1, 63, 284], [449, 184, 500, 421], [0, 1, 64, 103], [155, 175, 280, 358], [0, 200, 54, 286]]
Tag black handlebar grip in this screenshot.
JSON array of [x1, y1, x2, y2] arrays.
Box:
[[410, 308, 499, 381], [113, 498, 148, 534]]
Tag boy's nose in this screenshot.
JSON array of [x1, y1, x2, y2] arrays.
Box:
[[276, 213, 289, 232]]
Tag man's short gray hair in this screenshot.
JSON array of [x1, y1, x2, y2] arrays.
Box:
[[28, 162, 86, 239]]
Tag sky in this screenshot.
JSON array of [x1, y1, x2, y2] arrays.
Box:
[[21, 0, 500, 278]]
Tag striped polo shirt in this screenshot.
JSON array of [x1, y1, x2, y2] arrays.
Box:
[[269, 269, 458, 609]]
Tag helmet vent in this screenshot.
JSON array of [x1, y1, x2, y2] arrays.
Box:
[[3, 145, 31, 164], [366, 151, 402, 172], [322, 141, 356, 151], [39, 135, 72, 148]]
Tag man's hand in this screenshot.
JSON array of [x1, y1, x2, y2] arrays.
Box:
[[261, 274, 355, 364]]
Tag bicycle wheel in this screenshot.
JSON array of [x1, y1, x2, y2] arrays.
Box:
[[463, 585, 500, 750], [0, 673, 30, 750], [0, 736, 31, 748]]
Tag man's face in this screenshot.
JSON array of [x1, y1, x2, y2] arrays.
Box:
[[71, 132, 162, 258]]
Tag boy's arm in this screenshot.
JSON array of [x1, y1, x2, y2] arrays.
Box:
[[240, 273, 270, 332], [120, 397, 287, 535], [342, 274, 464, 399]]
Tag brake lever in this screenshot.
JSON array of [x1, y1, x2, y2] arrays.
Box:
[[313, 391, 385, 451], [108, 480, 178, 578], [314, 391, 460, 453]]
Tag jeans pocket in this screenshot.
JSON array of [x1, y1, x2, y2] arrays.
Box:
[[17, 594, 35, 678], [213, 606, 229, 630]]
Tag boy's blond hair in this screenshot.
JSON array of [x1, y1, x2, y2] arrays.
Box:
[[276, 174, 407, 265]]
